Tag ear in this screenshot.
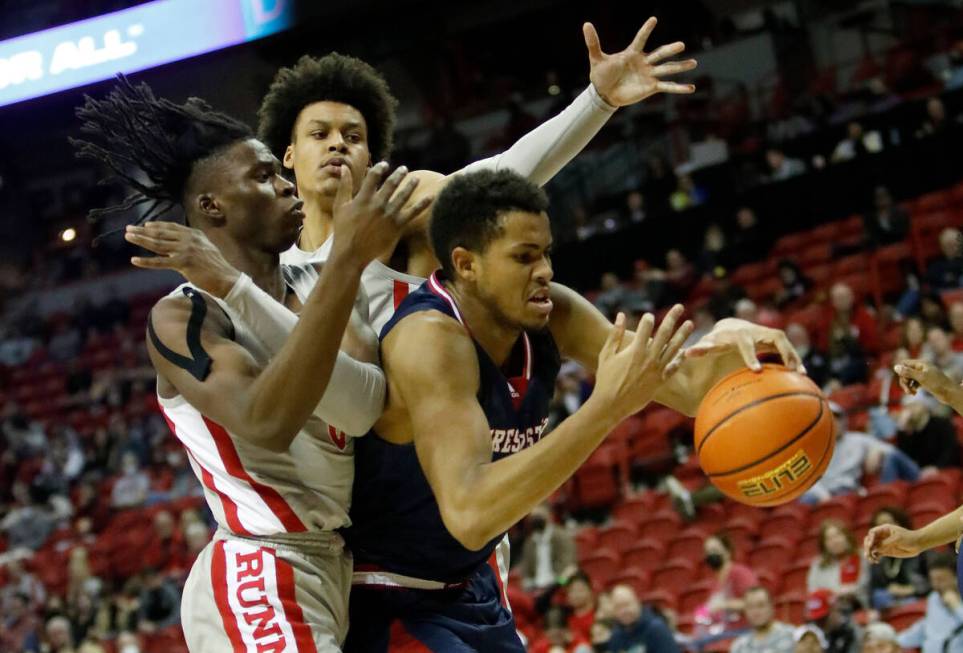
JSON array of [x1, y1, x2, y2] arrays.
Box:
[[195, 194, 225, 224], [283, 144, 295, 170], [450, 247, 477, 283]]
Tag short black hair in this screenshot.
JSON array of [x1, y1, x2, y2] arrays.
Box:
[[429, 170, 549, 277], [257, 53, 397, 163], [929, 551, 956, 572], [71, 75, 252, 231]]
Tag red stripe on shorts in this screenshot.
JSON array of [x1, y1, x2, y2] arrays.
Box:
[[266, 548, 318, 653], [488, 551, 508, 607], [211, 540, 247, 653], [388, 620, 433, 652], [203, 417, 307, 532]]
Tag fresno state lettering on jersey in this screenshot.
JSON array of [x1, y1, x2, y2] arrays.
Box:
[[234, 549, 288, 653], [490, 417, 550, 454]]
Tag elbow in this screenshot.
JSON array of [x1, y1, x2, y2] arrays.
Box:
[[439, 503, 491, 552]]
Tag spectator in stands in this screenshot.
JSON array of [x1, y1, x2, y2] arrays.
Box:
[[895, 393, 961, 473], [1, 481, 56, 550], [136, 568, 180, 634], [624, 191, 646, 225], [831, 121, 883, 163], [0, 325, 39, 366], [807, 520, 870, 608], [867, 507, 928, 610], [916, 97, 955, 139], [563, 571, 596, 643], [183, 521, 210, 569], [607, 584, 679, 652], [647, 248, 697, 304], [805, 588, 862, 653], [794, 624, 829, 653], [948, 302, 963, 351], [802, 403, 920, 504], [774, 260, 812, 309], [67, 590, 103, 645], [903, 317, 927, 358], [2, 592, 41, 653], [2, 401, 47, 456], [143, 510, 185, 574], [593, 273, 629, 318], [115, 631, 142, 653], [924, 326, 963, 382], [66, 547, 101, 607], [520, 503, 576, 592], [698, 532, 758, 632], [532, 606, 593, 653], [861, 622, 900, 653], [819, 282, 877, 386], [729, 207, 768, 266], [698, 223, 731, 275], [863, 186, 909, 249], [2, 558, 46, 610], [925, 228, 963, 291], [897, 552, 963, 653], [43, 615, 76, 653], [707, 270, 749, 320], [110, 452, 149, 510], [641, 154, 676, 215], [669, 172, 707, 211], [787, 323, 831, 389], [765, 146, 806, 181], [730, 587, 795, 653]]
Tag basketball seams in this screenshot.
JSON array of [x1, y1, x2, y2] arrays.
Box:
[[702, 395, 826, 477], [695, 390, 824, 457]]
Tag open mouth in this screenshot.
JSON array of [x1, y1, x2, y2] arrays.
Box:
[[528, 290, 553, 315]]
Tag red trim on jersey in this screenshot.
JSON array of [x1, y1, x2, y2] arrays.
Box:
[[266, 549, 318, 653], [488, 551, 509, 607], [393, 280, 411, 310], [162, 410, 250, 535], [388, 620, 434, 652], [203, 417, 307, 533], [427, 272, 466, 327], [211, 540, 247, 653]]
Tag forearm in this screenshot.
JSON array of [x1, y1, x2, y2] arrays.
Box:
[[224, 274, 385, 435], [914, 504, 963, 550], [243, 249, 366, 450], [456, 85, 616, 186], [452, 396, 620, 548], [655, 351, 745, 416]]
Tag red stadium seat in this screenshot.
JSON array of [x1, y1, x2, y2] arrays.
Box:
[[808, 222, 841, 244], [650, 559, 699, 597], [838, 215, 865, 238], [907, 477, 957, 512], [666, 530, 708, 562], [912, 192, 951, 213], [910, 502, 952, 529], [829, 384, 869, 412], [759, 511, 808, 543], [834, 253, 871, 277], [580, 548, 621, 588], [638, 589, 678, 612], [678, 579, 716, 615], [781, 562, 813, 595], [571, 449, 622, 510], [886, 599, 927, 631], [610, 567, 651, 595], [773, 232, 810, 257], [574, 527, 599, 561], [805, 264, 834, 289], [596, 522, 640, 554], [748, 537, 796, 573], [622, 539, 666, 571], [730, 261, 773, 286], [808, 495, 856, 531], [774, 592, 806, 625], [796, 533, 821, 560], [610, 494, 653, 525], [755, 568, 783, 597], [799, 243, 832, 266], [638, 510, 683, 542], [855, 483, 908, 524]]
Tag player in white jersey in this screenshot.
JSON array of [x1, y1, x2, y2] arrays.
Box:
[[257, 18, 698, 333], [73, 79, 429, 652]]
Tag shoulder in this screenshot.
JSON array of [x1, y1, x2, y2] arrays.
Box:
[[149, 291, 232, 343], [382, 310, 477, 376]]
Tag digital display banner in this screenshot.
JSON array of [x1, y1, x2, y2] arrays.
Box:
[[0, 0, 294, 108]]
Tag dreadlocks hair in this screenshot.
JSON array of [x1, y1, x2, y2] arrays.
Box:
[[71, 75, 253, 235], [257, 53, 398, 164]]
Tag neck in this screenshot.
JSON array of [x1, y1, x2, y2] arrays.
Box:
[[718, 560, 732, 578], [447, 280, 522, 366], [297, 188, 335, 252], [754, 621, 773, 636], [209, 232, 285, 302]]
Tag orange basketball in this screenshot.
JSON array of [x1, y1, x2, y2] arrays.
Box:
[[694, 364, 835, 507]]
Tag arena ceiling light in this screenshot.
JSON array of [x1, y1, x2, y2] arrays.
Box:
[[0, 0, 294, 109]]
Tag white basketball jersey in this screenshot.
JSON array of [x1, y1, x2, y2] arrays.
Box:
[[281, 236, 424, 335], [157, 263, 355, 537]]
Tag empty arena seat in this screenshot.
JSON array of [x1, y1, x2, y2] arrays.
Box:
[[886, 599, 927, 631], [596, 521, 640, 554], [580, 548, 621, 588], [666, 530, 708, 562], [759, 510, 808, 543], [829, 384, 869, 412], [638, 510, 682, 542], [650, 559, 698, 596], [610, 494, 652, 525], [622, 539, 666, 570], [678, 579, 716, 615], [774, 592, 806, 625], [610, 567, 651, 595], [748, 537, 796, 574], [808, 495, 856, 531], [781, 562, 813, 595], [855, 483, 908, 523]]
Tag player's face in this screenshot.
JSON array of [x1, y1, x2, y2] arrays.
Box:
[[285, 101, 370, 201], [473, 211, 553, 331], [214, 139, 304, 253]]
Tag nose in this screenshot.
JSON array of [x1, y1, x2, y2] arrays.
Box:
[[276, 175, 296, 197], [327, 131, 348, 153], [534, 255, 553, 284]]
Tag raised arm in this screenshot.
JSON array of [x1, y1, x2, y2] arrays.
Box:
[[548, 284, 803, 416], [386, 306, 689, 550]]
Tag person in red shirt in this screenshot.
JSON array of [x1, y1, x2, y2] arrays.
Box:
[[564, 571, 597, 643], [142, 510, 186, 574], [698, 532, 759, 632], [818, 282, 878, 386], [530, 606, 593, 653]]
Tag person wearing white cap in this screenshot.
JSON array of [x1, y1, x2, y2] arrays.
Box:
[[794, 624, 829, 652], [861, 622, 900, 653]]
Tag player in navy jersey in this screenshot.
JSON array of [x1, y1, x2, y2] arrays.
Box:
[[344, 169, 804, 652]]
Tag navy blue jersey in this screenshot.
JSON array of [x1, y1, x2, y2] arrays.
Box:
[[344, 272, 560, 584]]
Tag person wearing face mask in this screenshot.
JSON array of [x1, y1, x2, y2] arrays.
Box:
[[520, 503, 577, 592], [695, 533, 758, 635]]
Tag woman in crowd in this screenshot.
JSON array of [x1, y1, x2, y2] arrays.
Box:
[[807, 520, 870, 609]]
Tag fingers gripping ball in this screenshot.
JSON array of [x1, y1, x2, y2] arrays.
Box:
[[695, 365, 834, 507]]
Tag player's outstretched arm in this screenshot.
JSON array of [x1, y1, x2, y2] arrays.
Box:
[[141, 163, 430, 449], [864, 505, 963, 562], [548, 286, 803, 416], [894, 359, 963, 413], [386, 306, 689, 550]]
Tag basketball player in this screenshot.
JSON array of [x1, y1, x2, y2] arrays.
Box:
[[73, 79, 429, 651], [865, 359, 963, 591], [343, 169, 804, 651], [257, 17, 698, 333]]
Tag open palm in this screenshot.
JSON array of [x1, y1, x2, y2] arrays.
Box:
[[584, 18, 697, 107]]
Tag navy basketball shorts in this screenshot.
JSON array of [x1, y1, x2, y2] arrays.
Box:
[[343, 562, 523, 652]]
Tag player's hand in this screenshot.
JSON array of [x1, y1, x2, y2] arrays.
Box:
[[592, 305, 694, 418], [863, 524, 923, 562], [583, 18, 697, 107], [125, 222, 239, 298], [330, 162, 434, 267], [894, 359, 962, 405], [684, 318, 805, 373]]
